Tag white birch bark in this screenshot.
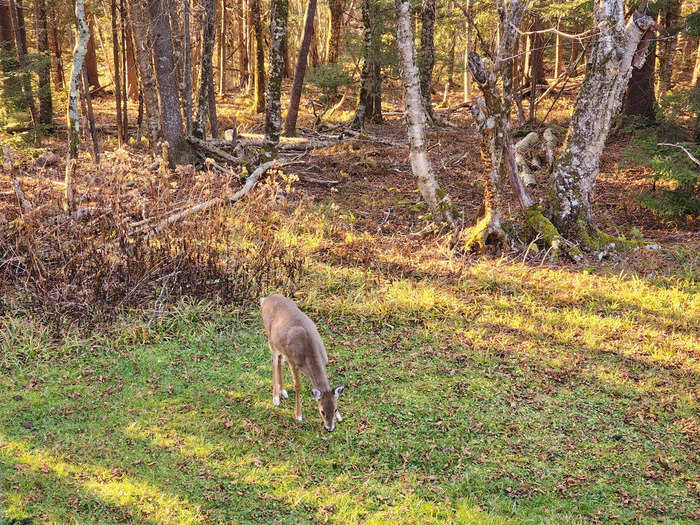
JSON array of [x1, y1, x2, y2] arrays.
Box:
[[549, 2, 655, 240], [64, 0, 90, 211], [394, 0, 455, 226], [66, 0, 90, 159]]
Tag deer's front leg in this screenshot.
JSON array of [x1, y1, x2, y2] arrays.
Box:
[[289, 363, 302, 422], [277, 354, 288, 399], [270, 346, 280, 406]]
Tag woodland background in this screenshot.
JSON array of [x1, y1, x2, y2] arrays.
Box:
[[0, 0, 699, 523]]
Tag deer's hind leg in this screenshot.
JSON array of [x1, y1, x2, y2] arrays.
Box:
[[277, 354, 288, 399]]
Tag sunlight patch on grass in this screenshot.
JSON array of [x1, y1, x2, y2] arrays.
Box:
[[0, 436, 204, 524]]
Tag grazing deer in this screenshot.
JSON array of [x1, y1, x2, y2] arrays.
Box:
[[260, 294, 344, 431]]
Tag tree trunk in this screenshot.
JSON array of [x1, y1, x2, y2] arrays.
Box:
[[120, 0, 128, 134], [326, 0, 343, 63], [66, 0, 89, 164], [284, 0, 318, 136], [310, 9, 320, 67], [549, 4, 655, 243], [251, 0, 265, 113], [351, 0, 371, 130], [128, 0, 161, 146], [693, 37, 700, 87], [394, 0, 455, 226], [463, 0, 471, 102], [148, 0, 190, 165], [418, 0, 436, 119], [51, 25, 65, 90], [0, 0, 19, 102], [111, 0, 124, 142], [125, 20, 138, 99], [8, 0, 37, 125], [623, 35, 656, 124], [555, 23, 563, 79], [218, 0, 225, 95], [238, 0, 250, 88], [529, 13, 544, 121], [35, 0, 53, 129], [262, 0, 288, 156], [183, 0, 192, 135], [465, 1, 536, 250], [81, 63, 99, 162], [85, 20, 100, 88], [656, 0, 681, 96], [194, 0, 217, 138], [368, 61, 382, 122]]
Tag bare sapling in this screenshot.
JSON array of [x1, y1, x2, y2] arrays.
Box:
[[261, 294, 344, 431]]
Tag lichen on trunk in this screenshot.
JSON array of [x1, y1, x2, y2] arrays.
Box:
[[263, 0, 288, 157], [549, 3, 655, 241]]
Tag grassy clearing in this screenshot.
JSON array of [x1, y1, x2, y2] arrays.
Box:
[[1, 200, 698, 524]]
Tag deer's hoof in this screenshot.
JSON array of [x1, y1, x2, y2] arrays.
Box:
[[296, 415, 303, 422], [281, 389, 288, 399], [336, 412, 343, 422], [273, 395, 280, 406]]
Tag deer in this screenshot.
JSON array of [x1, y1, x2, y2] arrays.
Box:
[[260, 294, 344, 431]]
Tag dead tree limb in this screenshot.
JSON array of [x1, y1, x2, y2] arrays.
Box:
[[131, 160, 278, 237], [658, 143, 700, 168]]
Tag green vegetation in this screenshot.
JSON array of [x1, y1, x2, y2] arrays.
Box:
[[1, 201, 698, 524]]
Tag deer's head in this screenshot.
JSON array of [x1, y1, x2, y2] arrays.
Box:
[[311, 385, 344, 431]]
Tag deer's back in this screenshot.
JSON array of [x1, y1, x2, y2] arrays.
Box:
[[261, 295, 328, 367]]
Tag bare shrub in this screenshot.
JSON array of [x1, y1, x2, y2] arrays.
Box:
[[0, 150, 304, 322]]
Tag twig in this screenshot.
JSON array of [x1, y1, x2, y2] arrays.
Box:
[[297, 175, 339, 185], [658, 143, 700, 168]]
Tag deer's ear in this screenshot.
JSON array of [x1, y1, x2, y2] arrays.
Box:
[[311, 388, 322, 400], [333, 385, 345, 397]]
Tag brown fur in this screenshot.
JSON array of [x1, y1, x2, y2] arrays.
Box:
[[261, 294, 344, 431]]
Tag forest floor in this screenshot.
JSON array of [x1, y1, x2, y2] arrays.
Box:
[[1, 87, 699, 523]]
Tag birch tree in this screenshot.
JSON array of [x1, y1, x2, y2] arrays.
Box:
[[394, 0, 456, 226], [465, 0, 541, 251], [548, 2, 655, 245], [65, 0, 90, 212]]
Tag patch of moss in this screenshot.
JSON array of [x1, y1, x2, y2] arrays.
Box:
[[577, 220, 646, 252]]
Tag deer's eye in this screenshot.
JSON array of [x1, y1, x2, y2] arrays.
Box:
[[320, 410, 325, 416]]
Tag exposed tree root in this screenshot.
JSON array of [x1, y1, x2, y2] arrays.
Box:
[[575, 220, 647, 252]]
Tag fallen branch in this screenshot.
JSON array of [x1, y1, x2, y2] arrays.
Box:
[[658, 143, 700, 169], [297, 175, 339, 185], [131, 160, 278, 237], [187, 136, 242, 164]]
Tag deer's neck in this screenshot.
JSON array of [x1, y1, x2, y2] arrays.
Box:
[[305, 360, 331, 392]]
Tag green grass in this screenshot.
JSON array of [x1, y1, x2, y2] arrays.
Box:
[[1, 208, 699, 524]]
